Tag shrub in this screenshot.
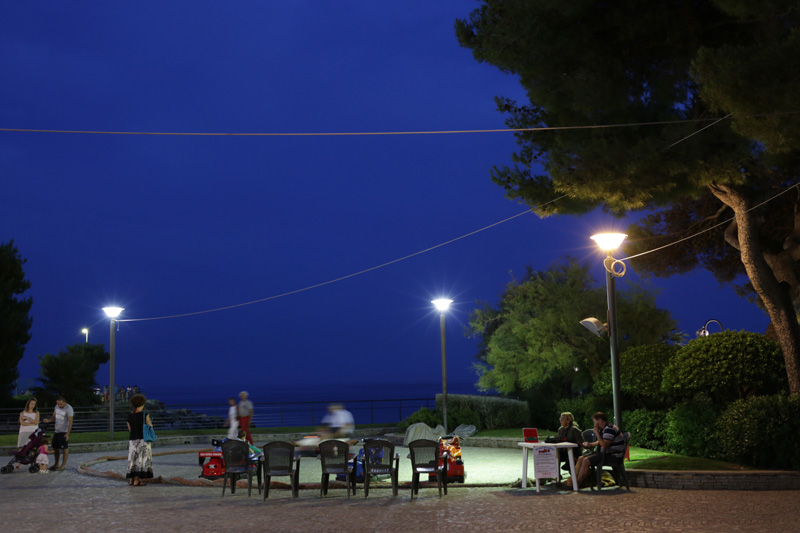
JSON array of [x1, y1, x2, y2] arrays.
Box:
[[623, 408, 667, 451], [663, 400, 719, 457], [438, 394, 528, 430], [711, 394, 800, 470], [396, 407, 440, 433], [662, 331, 786, 403], [446, 406, 483, 431], [595, 344, 678, 408]]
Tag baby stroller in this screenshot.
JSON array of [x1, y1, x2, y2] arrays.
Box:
[[1, 427, 44, 474]]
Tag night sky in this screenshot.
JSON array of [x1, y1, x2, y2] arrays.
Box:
[[2, 2, 769, 404]]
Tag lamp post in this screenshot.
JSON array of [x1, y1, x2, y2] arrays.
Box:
[[102, 307, 124, 438], [696, 319, 724, 337], [432, 298, 453, 434], [81, 328, 89, 343], [590, 233, 627, 429]]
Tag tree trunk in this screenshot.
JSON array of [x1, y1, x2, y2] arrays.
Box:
[[710, 183, 800, 394]]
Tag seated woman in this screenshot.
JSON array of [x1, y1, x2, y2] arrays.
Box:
[[561, 411, 625, 489], [555, 412, 583, 470]]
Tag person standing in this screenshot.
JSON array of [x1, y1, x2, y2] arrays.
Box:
[[224, 397, 239, 439], [126, 393, 154, 486], [43, 396, 74, 471], [237, 391, 254, 444], [17, 397, 40, 449]]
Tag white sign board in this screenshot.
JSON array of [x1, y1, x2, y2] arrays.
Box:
[[533, 445, 559, 479]]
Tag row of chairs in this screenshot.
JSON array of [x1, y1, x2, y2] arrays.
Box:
[[221, 438, 448, 499]]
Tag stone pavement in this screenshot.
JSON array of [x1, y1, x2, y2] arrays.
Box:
[[1, 443, 799, 532]]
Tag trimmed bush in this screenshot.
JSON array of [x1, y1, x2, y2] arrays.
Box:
[[447, 406, 483, 431], [711, 394, 800, 470], [623, 408, 667, 451], [595, 344, 678, 409], [437, 394, 528, 430], [662, 331, 786, 403], [663, 400, 719, 457]]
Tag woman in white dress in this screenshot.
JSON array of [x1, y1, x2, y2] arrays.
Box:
[[18, 397, 40, 448]]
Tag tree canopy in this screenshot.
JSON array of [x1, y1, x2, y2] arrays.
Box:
[[456, 0, 800, 392], [469, 259, 680, 395], [34, 343, 109, 406], [0, 240, 33, 406]]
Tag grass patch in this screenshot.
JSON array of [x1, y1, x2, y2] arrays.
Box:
[[473, 427, 753, 471]]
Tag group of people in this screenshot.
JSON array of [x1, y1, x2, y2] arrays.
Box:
[[224, 391, 254, 443], [552, 410, 626, 489], [17, 396, 74, 472]]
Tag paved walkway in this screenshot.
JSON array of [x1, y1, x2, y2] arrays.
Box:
[[2, 444, 800, 532]]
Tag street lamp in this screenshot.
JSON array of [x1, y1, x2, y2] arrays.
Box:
[[590, 232, 627, 429], [102, 306, 124, 438], [432, 298, 453, 434], [696, 319, 724, 337], [81, 328, 89, 343]]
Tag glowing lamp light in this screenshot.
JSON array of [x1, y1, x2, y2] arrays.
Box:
[[102, 307, 124, 318], [432, 298, 453, 312], [590, 233, 627, 252]]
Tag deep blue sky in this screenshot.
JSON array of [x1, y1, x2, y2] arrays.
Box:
[[2, 2, 768, 403]]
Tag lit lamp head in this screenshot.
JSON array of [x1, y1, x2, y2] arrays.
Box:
[[590, 233, 627, 253], [81, 328, 89, 335], [432, 298, 453, 313], [102, 307, 124, 319]]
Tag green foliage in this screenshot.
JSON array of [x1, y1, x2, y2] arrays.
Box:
[[470, 259, 680, 396], [447, 406, 483, 431], [34, 343, 110, 406], [623, 409, 668, 451], [663, 400, 719, 458], [0, 240, 33, 407], [455, 0, 800, 393], [438, 394, 529, 430], [711, 394, 800, 470], [396, 407, 440, 433], [662, 331, 786, 402], [595, 343, 679, 409], [555, 395, 609, 432]]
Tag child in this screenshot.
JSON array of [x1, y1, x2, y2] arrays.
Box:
[[36, 436, 53, 474], [237, 430, 262, 459]]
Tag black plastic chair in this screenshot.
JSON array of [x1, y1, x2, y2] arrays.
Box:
[[593, 431, 631, 491], [262, 441, 300, 499], [319, 440, 355, 498], [362, 439, 399, 498], [408, 439, 447, 498], [221, 440, 258, 497]]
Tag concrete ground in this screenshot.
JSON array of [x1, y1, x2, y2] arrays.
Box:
[[2, 443, 799, 532]]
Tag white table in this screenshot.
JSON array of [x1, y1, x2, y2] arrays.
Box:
[[518, 441, 578, 491]]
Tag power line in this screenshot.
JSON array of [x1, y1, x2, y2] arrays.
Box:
[[120, 196, 567, 322], [621, 182, 800, 262], [0, 117, 732, 138]]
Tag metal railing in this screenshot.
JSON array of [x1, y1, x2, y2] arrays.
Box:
[[0, 397, 435, 435]]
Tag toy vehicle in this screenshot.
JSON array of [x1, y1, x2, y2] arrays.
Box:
[[428, 435, 466, 483]]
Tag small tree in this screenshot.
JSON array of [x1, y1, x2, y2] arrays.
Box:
[[662, 331, 786, 403], [34, 343, 110, 406]]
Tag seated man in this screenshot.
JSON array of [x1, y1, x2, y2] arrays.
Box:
[[561, 411, 625, 489]]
